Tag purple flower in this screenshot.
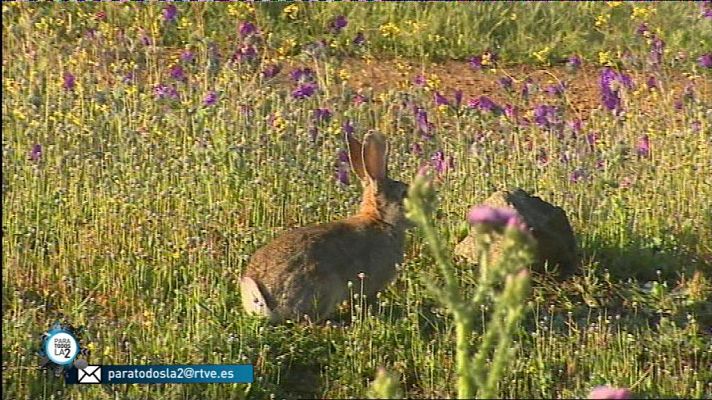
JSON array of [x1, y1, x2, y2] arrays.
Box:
[[313, 108, 332, 123], [28, 144, 42, 162], [203, 91, 218, 107], [410, 142, 423, 156], [262, 63, 281, 79], [636, 134, 650, 157], [570, 168, 586, 183], [413, 74, 426, 87], [353, 31, 366, 46], [567, 55, 582, 71], [588, 386, 632, 399], [342, 120, 355, 136], [232, 44, 257, 63], [469, 55, 483, 70], [521, 78, 535, 99], [683, 84, 695, 101], [309, 126, 319, 143], [335, 150, 350, 185], [646, 75, 658, 90], [430, 150, 453, 176], [636, 23, 649, 37], [498, 76, 514, 91], [240, 105, 253, 116], [353, 93, 367, 106], [569, 119, 583, 135], [434, 92, 449, 106], [700, 1, 712, 19], [63, 72, 75, 91], [533, 104, 560, 129], [415, 111, 434, 134], [180, 50, 195, 63], [239, 21, 258, 38], [415, 108, 434, 138], [649, 36, 665, 68], [335, 167, 350, 186], [619, 72, 634, 90], [330, 15, 348, 34], [292, 82, 318, 99], [545, 83, 566, 97], [504, 104, 520, 122], [468, 96, 502, 114], [467, 205, 527, 233], [163, 4, 178, 23], [599, 68, 631, 113], [291, 68, 315, 83], [586, 132, 598, 150], [154, 84, 178, 100], [123, 72, 136, 85], [454, 90, 463, 108], [140, 31, 152, 46], [698, 53, 712, 69], [170, 65, 186, 82]]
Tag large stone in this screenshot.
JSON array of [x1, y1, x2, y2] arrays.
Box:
[[454, 189, 579, 278]]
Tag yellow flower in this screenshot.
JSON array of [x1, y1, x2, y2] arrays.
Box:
[[227, 4, 240, 17], [178, 17, 191, 30], [87, 343, 96, 352], [631, 5, 655, 20], [595, 14, 610, 28], [283, 4, 299, 20], [606, 1, 623, 7], [426, 74, 441, 90], [437, 104, 449, 114], [338, 69, 350, 81], [363, 53, 375, 65], [271, 113, 286, 133], [277, 37, 297, 56], [598, 51, 614, 66], [12, 109, 26, 121], [532, 46, 551, 64], [34, 17, 49, 32], [103, 346, 112, 357], [379, 22, 401, 38], [510, 13, 517, 21], [405, 19, 426, 33]]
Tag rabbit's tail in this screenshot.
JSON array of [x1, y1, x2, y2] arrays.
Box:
[[240, 276, 275, 321]]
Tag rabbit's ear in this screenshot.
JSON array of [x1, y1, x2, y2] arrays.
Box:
[[346, 133, 367, 181], [363, 131, 388, 182]]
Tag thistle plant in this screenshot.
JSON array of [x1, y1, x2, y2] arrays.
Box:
[[404, 168, 535, 399]]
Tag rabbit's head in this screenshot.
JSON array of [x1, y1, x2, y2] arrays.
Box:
[[347, 131, 409, 229]]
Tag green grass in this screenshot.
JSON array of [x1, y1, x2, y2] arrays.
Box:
[[2, 2, 712, 399]]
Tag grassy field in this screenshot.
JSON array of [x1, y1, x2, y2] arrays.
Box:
[[2, 2, 712, 399]]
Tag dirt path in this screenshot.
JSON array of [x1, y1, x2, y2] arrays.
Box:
[[341, 58, 710, 118]]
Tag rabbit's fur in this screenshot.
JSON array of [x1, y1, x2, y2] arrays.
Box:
[[240, 131, 409, 323]]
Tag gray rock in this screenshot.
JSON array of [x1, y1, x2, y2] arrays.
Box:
[[455, 189, 579, 278]]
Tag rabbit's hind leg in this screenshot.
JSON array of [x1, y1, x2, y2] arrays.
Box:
[[240, 276, 276, 322]]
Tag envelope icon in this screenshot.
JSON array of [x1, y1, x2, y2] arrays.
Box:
[[78, 366, 102, 384]]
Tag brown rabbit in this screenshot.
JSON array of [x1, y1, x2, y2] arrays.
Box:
[[240, 131, 410, 323]]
